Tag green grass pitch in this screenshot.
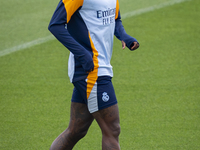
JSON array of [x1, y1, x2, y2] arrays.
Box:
[[0, 0, 200, 149]]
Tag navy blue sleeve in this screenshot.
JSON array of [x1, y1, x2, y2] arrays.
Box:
[[48, 1, 94, 72], [114, 11, 139, 50]]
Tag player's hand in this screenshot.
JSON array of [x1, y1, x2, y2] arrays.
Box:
[[122, 40, 126, 49], [122, 41, 139, 51], [81, 56, 94, 73], [130, 41, 139, 51], [86, 68, 94, 73]]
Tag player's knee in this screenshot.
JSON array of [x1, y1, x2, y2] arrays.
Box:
[[77, 128, 88, 139], [69, 126, 89, 140], [112, 123, 121, 137], [104, 122, 120, 138]]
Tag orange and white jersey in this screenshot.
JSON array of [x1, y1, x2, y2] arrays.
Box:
[[48, 0, 138, 83]]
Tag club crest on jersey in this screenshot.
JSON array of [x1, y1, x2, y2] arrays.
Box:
[[102, 92, 109, 102]]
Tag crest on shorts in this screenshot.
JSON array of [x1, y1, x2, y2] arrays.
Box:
[[102, 92, 109, 102]]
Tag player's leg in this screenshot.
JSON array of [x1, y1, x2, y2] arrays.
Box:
[[92, 104, 120, 150], [87, 76, 120, 149], [50, 102, 94, 150]]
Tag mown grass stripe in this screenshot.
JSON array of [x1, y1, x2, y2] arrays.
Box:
[[122, 0, 191, 19]]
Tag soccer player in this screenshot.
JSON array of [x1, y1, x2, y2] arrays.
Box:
[[48, 0, 139, 149]]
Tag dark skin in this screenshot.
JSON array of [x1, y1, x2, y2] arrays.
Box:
[[50, 41, 139, 150], [50, 102, 120, 150], [50, 102, 94, 150], [122, 41, 139, 50]]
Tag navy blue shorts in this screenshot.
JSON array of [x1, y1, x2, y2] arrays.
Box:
[[71, 76, 117, 113]]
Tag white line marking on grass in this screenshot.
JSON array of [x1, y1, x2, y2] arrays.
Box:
[[0, 0, 191, 57], [0, 35, 54, 57], [122, 0, 191, 19]]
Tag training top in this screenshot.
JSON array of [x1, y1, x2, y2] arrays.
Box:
[[48, 0, 138, 83]]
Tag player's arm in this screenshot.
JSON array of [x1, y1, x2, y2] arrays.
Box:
[[114, 11, 139, 51], [48, 1, 94, 72]]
